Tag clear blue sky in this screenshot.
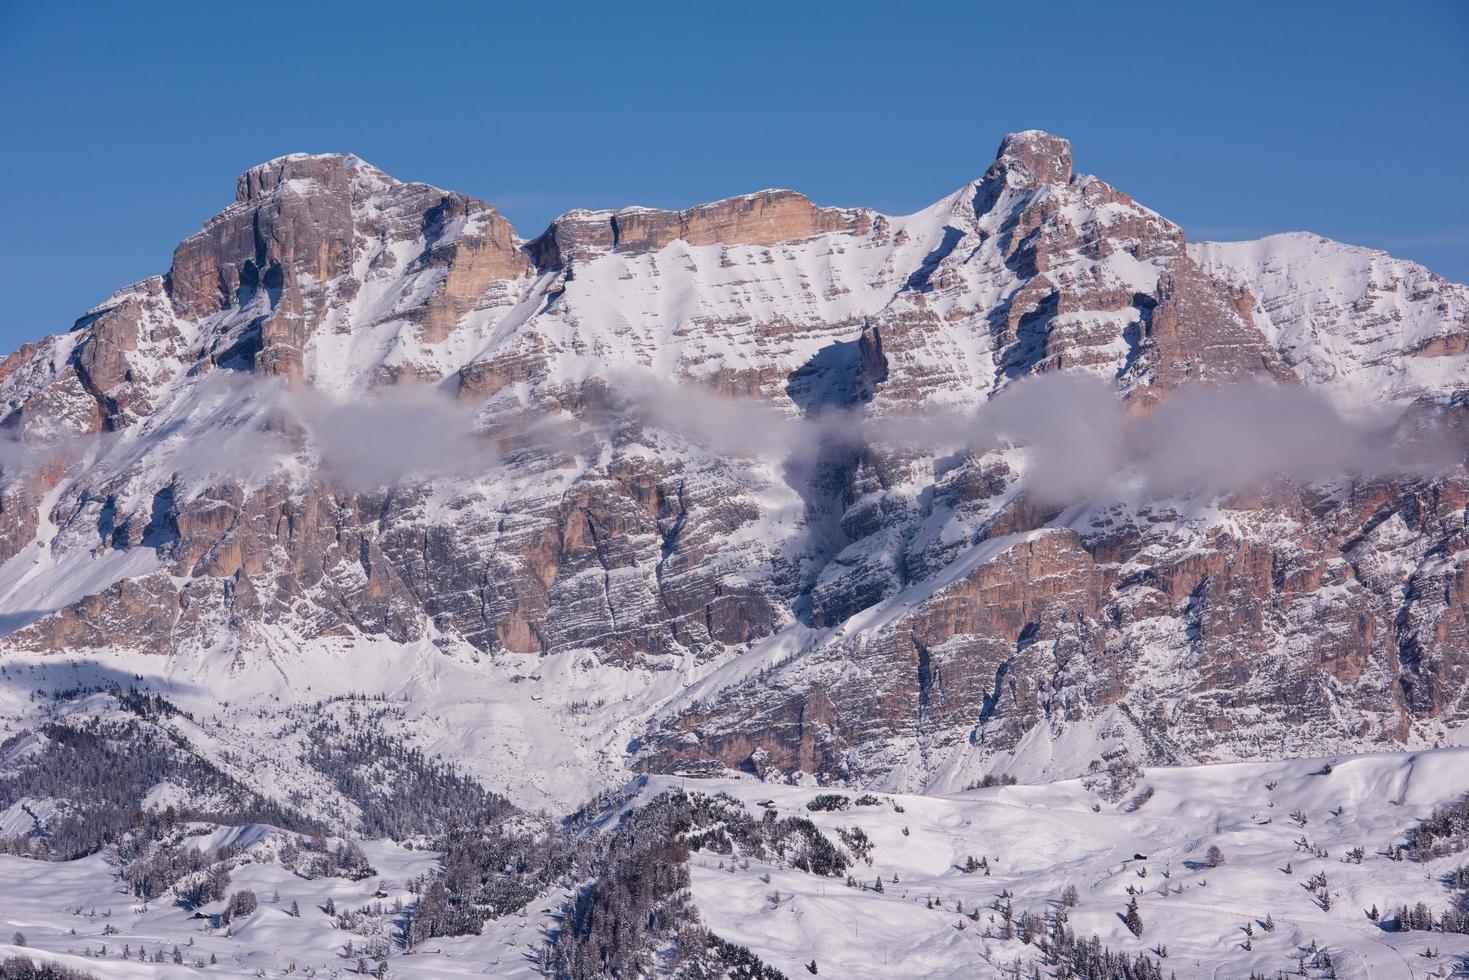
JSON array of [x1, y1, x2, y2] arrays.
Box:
[[2, 1, 1466, 352]]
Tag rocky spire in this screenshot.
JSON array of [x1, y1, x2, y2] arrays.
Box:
[[984, 130, 1073, 189]]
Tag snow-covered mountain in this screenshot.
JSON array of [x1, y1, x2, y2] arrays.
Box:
[[3, 130, 1469, 820], [6, 129, 1469, 980]]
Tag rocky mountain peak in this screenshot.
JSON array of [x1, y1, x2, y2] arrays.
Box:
[[5, 133, 1469, 812], [233, 152, 381, 203], [986, 129, 1073, 189]]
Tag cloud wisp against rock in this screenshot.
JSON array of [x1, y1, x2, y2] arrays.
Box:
[[1, 371, 1460, 502], [616, 371, 1462, 505]]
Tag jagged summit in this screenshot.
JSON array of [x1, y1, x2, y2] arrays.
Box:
[[233, 151, 386, 203], [3, 130, 1469, 816], [985, 129, 1074, 189], [223, 132, 1078, 262]]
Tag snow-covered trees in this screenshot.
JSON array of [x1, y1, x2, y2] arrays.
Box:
[[1406, 798, 1469, 860], [1205, 844, 1226, 867], [701, 937, 785, 980], [0, 709, 312, 861], [301, 714, 513, 839], [551, 818, 697, 975], [418, 814, 577, 931], [1124, 896, 1144, 937], [1030, 905, 1166, 979], [3, 691, 520, 872], [836, 827, 872, 863], [224, 889, 257, 921], [805, 794, 850, 813], [0, 955, 100, 979], [134, 846, 231, 908], [173, 864, 220, 906], [294, 837, 377, 881], [405, 878, 483, 946], [1395, 902, 1435, 932], [1391, 901, 1469, 934], [550, 790, 851, 979]]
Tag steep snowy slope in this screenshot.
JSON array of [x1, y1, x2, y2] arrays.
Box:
[[1192, 233, 1469, 409]]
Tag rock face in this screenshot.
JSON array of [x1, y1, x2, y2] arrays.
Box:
[[167, 152, 532, 380], [3, 132, 1469, 797], [527, 190, 869, 269]]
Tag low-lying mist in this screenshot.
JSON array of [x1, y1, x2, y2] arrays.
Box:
[[0, 370, 1461, 508]]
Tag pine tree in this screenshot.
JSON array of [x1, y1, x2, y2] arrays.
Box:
[[1124, 896, 1144, 937]]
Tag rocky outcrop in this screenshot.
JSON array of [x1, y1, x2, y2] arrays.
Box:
[[614, 190, 870, 252], [169, 152, 532, 379], [986, 130, 1074, 189], [528, 190, 870, 269], [1120, 256, 1295, 407], [11, 572, 182, 654], [413, 196, 530, 344]]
